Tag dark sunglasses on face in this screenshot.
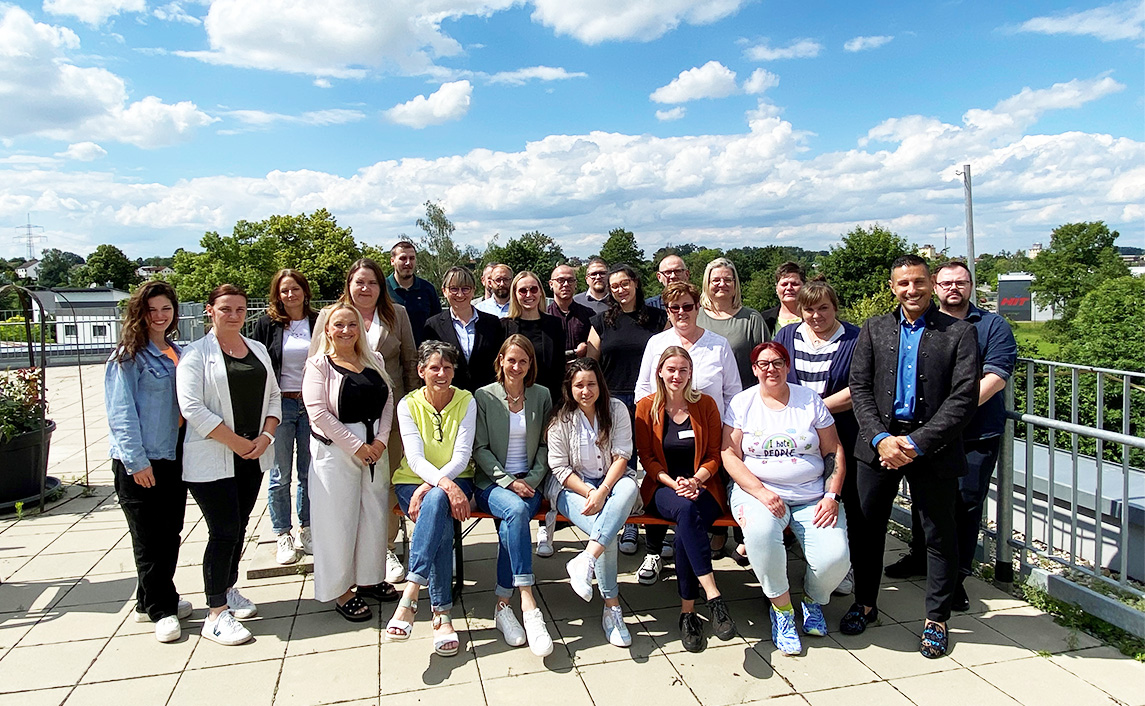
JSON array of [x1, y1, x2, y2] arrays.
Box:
[[667, 303, 696, 313], [517, 286, 540, 295]]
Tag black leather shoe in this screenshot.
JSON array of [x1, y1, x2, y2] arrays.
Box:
[[707, 596, 736, 641], [951, 583, 970, 612], [839, 603, 879, 635], [680, 611, 707, 653], [884, 553, 926, 579]]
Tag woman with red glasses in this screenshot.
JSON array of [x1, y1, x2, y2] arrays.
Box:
[[501, 271, 566, 405]]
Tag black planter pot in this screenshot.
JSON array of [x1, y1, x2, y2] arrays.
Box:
[[0, 420, 56, 507]]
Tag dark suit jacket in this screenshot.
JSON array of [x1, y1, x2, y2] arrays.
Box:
[[849, 304, 980, 478], [422, 309, 505, 393], [249, 312, 319, 381], [501, 314, 567, 406]]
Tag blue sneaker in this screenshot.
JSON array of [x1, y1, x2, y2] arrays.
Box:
[[801, 599, 828, 637], [770, 605, 802, 656]]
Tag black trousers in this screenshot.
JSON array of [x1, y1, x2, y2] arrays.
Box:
[[907, 436, 1002, 580], [652, 486, 722, 600], [853, 458, 959, 622], [187, 458, 263, 608], [113, 454, 187, 621]]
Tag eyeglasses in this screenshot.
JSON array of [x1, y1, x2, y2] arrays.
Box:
[[659, 268, 688, 277], [610, 279, 633, 290], [666, 303, 696, 313], [753, 359, 785, 370], [517, 286, 540, 296], [710, 277, 735, 286], [551, 277, 576, 286], [586, 272, 607, 279], [491, 277, 511, 284], [446, 286, 473, 295], [431, 411, 444, 442], [935, 280, 971, 290]]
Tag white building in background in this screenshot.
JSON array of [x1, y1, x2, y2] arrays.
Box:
[[1027, 243, 1043, 258], [48, 287, 130, 345], [918, 244, 938, 259], [136, 265, 174, 279], [16, 260, 39, 280]]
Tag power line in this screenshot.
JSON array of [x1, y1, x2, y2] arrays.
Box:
[[13, 213, 45, 261]]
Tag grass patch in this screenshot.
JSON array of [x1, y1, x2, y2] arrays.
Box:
[[1021, 583, 1145, 662], [1013, 321, 1061, 359]]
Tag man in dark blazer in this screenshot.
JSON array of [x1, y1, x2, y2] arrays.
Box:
[[422, 267, 506, 393], [844, 254, 979, 659]]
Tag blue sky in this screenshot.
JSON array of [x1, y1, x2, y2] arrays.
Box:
[[1, 0, 1141, 261]]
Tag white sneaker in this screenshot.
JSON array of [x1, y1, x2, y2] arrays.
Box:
[[385, 550, 406, 584], [536, 525, 554, 558], [297, 526, 313, 555], [566, 551, 595, 602], [833, 567, 855, 596], [276, 533, 301, 565], [201, 610, 252, 646], [226, 587, 258, 619], [602, 605, 632, 647], [154, 615, 181, 643], [618, 524, 639, 555], [133, 598, 193, 623], [637, 554, 662, 585], [494, 602, 526, 647], [522, 608, 554, 657]]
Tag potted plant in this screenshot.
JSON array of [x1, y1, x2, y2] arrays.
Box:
[[0, 367, 56, 512]]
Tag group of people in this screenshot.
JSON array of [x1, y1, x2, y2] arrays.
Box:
[[104, 241, 1015, 664]]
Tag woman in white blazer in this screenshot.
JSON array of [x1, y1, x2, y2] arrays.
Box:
[[177, 284, 281, 647]]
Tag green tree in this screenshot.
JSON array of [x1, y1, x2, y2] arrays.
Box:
[[70, 244, 140, 290], [36, 249, 85, 288], [414, 201, 478, 288], [1028, 221, 1129, 322], [973, 250, 1033, 290], [483, 231, 565, 280], [818, 224, 912, 307], [1061, 276, 1145, 371], [598, 228, 645, 276]]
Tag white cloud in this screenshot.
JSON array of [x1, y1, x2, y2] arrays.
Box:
[[487, 66, 587, 85], [744, 38, 822, 61], [222, 108, 366, 128], [384, 81, 472, 128], [655, 107, 686, 121], [42, 0, 145, 26], [0, 6, 216, 147], [152, 2, 202, 25], [844, 35, 893, 52], [1015, 1, 1144, 42], [743, 68, 779, 95], [651, 61, 738, 104], [530, 0, 748, 43], [56, 141, 107, 161], [314, 78, 332, 88]]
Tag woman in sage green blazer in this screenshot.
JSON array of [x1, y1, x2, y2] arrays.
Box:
[[474, 334, 555, 657]]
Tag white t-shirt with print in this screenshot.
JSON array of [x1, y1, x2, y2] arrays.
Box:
[[726, 383, 835, 504]]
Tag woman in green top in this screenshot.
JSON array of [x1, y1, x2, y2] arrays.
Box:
[[385, 341, 476, 657], [474, 335, 555, 656]]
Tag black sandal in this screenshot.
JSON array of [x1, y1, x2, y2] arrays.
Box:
[[919, 621, 948, 658], [335, 595, 373, 622], [356, 582, 399, 602], [839, 603, 878, 635]]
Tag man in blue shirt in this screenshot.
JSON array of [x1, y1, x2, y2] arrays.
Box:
[[847, 254, 980, 658], [386, 240, 442, 345], [645, 254, 690, 309], [886, 261, 1017, 612]]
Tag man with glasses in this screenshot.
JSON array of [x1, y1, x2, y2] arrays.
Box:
[[476, 263, 514, 318], [761, 261, 805, 336], [574, 257, 611, 315], [387, 240, 442, 345], [845, 254, 979, 659], [548, 264, 593, 361], [645, 255, 691, 309], [885, 261, 1016, 613], [423, 266, 505, 392]]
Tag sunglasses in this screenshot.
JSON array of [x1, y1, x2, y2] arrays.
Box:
[[666, 303, 696, 313], [517, 286, 540, 295]]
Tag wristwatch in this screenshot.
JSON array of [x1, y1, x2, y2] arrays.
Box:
[[823, 491, 840, 502]]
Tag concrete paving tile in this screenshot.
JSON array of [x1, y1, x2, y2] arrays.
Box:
[[0, 611, 37, 653], [184, 615, 291, 669], [54, 573, 137, 609], [80, 631, 196, 682], [277, 645, 380, 706], [891, 667, 1023, 706], [867, 580, 929, 624], [378, 681, 483, 706], [577, 655, 700, 706], [742, 697, 809, 706], [832, 622, 958, 680], [176, 541, 208, 567], [7, 552, 105, 582], [558, 610, 661, 667], [0, 687, 70, 706], [64, 672, 179, 704], [976, 605, 1101, 654], [0, 578, 77, 615], [223, 579, 303, 621], [285, 609, 379, 657], [468, 625, 575, 678], [633, 605, 751, 656], [760, 639, 879, 693], [802, 681, 914, 706], [925, 615, 1032, 667], [482, 668, 592, 705], [169, 659, 282, 706], [380, 636, 479, 695], [83, 547, 136, 576], [961, 578, 1029, 614], [973, 656, 1121, 706], [19, 600, 131, 646], [0, 557, 29, 583], [667, 642, 794, 705], [0, 638, 107, 692], [0, 531, 59, 556], [1049, 645, 1145, 706]]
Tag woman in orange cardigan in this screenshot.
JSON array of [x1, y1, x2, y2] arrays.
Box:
[[635, 346, 737, 653]]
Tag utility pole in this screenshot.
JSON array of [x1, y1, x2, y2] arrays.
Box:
[[958, 165, 976, 285], [13, 214, 45, 261]]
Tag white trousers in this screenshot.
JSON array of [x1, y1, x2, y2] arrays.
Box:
[[309, 422, 390, 603]]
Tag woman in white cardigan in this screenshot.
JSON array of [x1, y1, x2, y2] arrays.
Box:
[[177, 284, 280, 647], [303, 303, 395, 622]]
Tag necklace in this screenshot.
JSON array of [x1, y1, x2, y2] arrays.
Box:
[[505, 391, 523, 404]]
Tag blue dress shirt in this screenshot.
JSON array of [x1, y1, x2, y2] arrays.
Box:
[[451, 308, 478, 361], [872, 307, 926, 454]]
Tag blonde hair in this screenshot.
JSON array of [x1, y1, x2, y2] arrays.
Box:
[[507, 271, 548, 319], [314, 303, 391, 386], [652, 345, 701, 415], [700, 257, 742, 311]]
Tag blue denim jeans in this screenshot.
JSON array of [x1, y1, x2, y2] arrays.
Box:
[[730, 484, 850, 605], [267, 396, 311, 535], [395, 478, 475, 612], [556, 475, 639, 600], [477, 484, 543, 598]]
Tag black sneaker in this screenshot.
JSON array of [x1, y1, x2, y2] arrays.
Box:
[[680, 611, 706, 653], [707, 596, 736, 641], [884, 552, 926, 579], [951, 583, 970, 612], [839, 603, 879, 635]]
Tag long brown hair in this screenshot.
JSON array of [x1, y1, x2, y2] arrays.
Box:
[[340, 258, 395, 328], [549, 357, 614, 449], [267, 269, 316, 325], [113, 281, 179, 362]]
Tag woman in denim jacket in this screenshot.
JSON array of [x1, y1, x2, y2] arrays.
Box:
[[105, 281, 190, 644]]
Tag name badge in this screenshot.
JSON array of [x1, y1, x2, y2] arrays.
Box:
[[678, 429, 696, 439]]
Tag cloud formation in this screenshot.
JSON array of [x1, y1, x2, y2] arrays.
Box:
[[1015, 1, 1144, 42], [530, 0, 748, 43], [743, 68, 779, 95], [56, 142, 107, 161], [384, 81, 473, 128], [152, 2, 202, 25], [655, 107, 686, 121], [844, 35, 893, 52], [487, 66, 588, 85], [650, 61, 738, 103], [744, 38, 823, 61], [42, 0, 144, 26]]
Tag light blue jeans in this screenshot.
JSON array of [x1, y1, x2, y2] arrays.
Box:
[[730, 484, 851, 606], [395, 479, 476, 613], [556, 475, 639, 600], [477, 484, 544, 598], [267, 396, 311, 535]]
